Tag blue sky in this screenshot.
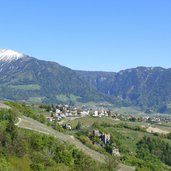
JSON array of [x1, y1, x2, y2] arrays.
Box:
[[0, 0, 171, 72]]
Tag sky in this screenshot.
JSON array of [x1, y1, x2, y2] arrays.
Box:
[[0, 0, 171, 72]]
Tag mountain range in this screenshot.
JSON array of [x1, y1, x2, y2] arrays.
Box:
[[0, 48, 171, 113]]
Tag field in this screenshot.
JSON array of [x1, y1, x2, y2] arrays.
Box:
[[8, 84, 41, 90], [68, 116, 121, 128], [112, 106, 144, 115], [68, 116, 171, 132]]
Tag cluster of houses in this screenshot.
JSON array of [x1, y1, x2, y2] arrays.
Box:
[[146, 115, 171, 123], [92, 110, 109, 117], [46, 104, 171, 125], [47, 104, 87, 121], [127, 115, 171, 124], [47, 104, 113, 122]]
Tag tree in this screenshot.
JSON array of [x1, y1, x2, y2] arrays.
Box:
[[76, 121, 82, 130], [129, 117, 136, 122], [9, 156, 31, 171], [105, 157, 118, 171], [0, 158, 13, 171], [107, 110, 111, 117]]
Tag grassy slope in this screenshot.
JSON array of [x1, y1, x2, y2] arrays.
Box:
[[68, 116, 171, 170]]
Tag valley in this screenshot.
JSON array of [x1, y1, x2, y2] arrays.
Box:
[[1, 49, 171, 114], [1, 1, 170, 170], [1, 101, 171, 170]]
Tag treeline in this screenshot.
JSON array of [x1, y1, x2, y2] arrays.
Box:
[[136, 136, 171, 166]]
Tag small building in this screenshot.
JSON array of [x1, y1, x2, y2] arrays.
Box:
[[99, 112, 105, 117], [112, 147, 120, 156], [101, 133, 110, 144], [93, 129, 101, 136], [56, 109, 61, 114], [93, 111, 99, 117]]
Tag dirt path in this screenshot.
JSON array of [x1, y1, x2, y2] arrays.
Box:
[[0, 102, 11, 109], [15, 117, 21, 126], [147, 126, 169, 134]]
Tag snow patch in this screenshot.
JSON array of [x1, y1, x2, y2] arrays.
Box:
[[0, 49, 24, 62]]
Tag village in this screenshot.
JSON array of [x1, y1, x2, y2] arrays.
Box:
[[46, 104, 171, 126], [46, 104, 111, 123]]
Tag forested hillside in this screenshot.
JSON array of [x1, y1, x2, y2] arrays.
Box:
[[0, 55, 107, 104], [77, 67, 171, 112]]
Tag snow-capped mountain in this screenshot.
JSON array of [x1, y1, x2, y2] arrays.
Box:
[[0, 48, 104, 104], [0, 49, 25, 62]]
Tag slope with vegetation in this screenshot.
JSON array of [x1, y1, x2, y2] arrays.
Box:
[[76, 67, 171, 113], [0, 56, 109, 104], [0, 101, 119, 171], [68, 116, 171, 170]]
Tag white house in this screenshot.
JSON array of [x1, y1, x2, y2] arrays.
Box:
[[93, 110, 99, 117], [80, 111, 89, 116], [56, 109, 61, 114]]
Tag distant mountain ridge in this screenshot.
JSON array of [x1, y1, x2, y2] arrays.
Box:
[[1, 48, 171, 113], [0, 49, 110, 104], [76, 67, 171, 112]]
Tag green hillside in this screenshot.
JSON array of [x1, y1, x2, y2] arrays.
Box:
[[0, 102, 117, 171], [76, 67, 171, 113], [0, 57, 112, 104], [68, 116, 171, 170]]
